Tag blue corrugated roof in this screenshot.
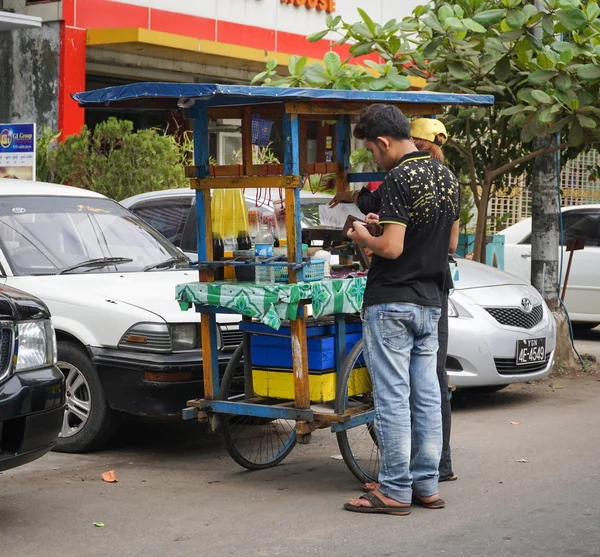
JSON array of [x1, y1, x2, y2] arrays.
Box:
[[73, 83, 494, 107]]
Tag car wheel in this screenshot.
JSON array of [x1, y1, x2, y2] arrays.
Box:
[[54, 341, 119, 453]]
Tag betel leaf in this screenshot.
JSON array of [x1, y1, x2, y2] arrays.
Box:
[[528, 70, 557, 85], [462, 18, 487, 33], [447, 61, 470, 79], [473, 9, 506, 25], [438, 4, 455, 23], [495, 57, 512, 81], [577, 64, 600, 80], [569, 119, 584, 145], [556, 8, 588, 31], [577, 114, 597, 128], [555, 74, 572, 91], [308, 30, 329, 43], [506, 9, 527, 28], [531, 90, 553, 104]]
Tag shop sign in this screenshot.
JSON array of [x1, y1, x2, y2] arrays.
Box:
[[280, 0, 336, 13], [0, 123, 36, 180]]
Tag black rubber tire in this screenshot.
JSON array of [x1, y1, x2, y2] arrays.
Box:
[[54, 341, 119, 453], [218, 343, 297, 470], [334, 339, 380, 484]]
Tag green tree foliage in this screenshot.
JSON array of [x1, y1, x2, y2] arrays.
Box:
[[38, 118, 188, 201], [254, 0, 600, 261]]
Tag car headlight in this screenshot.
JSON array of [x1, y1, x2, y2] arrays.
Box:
[[171, 324, 198, 351], [119, 323, 199, 352], [15, 320, 57, 372]]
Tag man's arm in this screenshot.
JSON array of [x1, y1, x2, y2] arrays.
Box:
[[347, 221, 405, 260], [449, 221, 459, 254]]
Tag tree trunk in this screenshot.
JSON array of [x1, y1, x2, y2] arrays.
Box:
[[472, 180, 491, 263], [530, 136, 574, 367]]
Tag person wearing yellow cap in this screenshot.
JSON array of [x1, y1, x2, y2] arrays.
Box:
[[333, 117, 457, 488]]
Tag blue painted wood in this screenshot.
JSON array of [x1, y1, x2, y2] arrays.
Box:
[[348, 172, 386, 183], [194, 306, 241, 315], [283, 111, 303, 281], [194, 106, 210, 262], [335, 314, 347, 377], [331, 410, 375, 432], [201, 399, 313, 421], [74, 83, 495, 107]]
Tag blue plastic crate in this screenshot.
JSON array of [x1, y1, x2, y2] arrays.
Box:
[[250, 331, 363, 371], [274, 259, 325, 282]]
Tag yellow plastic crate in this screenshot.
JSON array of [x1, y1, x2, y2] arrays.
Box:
[[252, 366, 370, 403]]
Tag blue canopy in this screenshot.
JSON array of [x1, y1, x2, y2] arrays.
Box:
[[73, 83, 494, 108]]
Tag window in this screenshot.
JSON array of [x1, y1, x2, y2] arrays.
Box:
[[130, 198, 192, 247], [520, 212, 600, 247]]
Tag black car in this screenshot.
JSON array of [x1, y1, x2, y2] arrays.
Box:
[[0, 285, 64, 472]]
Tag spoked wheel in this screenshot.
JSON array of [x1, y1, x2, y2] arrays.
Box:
[[217, 343, 297, 470], [334, 339, 380, 484]]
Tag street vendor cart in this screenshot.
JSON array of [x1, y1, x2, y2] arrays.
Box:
[[74, 84, 493, 483]]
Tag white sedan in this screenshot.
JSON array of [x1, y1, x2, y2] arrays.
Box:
[[500, 205, 600, 329], [124, 189, 557, 390]]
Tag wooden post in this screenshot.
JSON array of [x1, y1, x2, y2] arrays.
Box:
[[241, 106, 254, 176], [194, 104, 220, 400], [283, 108, 311, 442], [335, 115, 350, 193]]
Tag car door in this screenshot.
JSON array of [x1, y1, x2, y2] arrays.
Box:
[[128, 197, 193, 248]]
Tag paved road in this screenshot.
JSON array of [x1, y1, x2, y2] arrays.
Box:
[[2, 378, 600, 557]]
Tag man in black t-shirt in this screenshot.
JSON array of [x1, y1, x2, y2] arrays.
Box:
[[344, 105, 460, 516]]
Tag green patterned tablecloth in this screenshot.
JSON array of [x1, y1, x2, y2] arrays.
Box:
[[176, 278, 367, 330]]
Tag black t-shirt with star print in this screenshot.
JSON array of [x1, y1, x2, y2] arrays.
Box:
[[363, 151, 460, 308]]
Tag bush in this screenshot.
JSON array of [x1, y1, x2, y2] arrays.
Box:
[[41, 118, 188, 201]]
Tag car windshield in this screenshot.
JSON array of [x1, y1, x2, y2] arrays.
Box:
[[0, 195, 186, 276]]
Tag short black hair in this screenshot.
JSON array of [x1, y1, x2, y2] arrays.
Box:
[[353, 104, 412, 142]]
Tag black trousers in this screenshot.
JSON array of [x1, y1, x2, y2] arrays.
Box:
[[437, 290, 454, 479]]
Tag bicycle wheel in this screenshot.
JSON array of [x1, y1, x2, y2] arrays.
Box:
[[334, 339, 380, 484], [217, 343, 297, 470]]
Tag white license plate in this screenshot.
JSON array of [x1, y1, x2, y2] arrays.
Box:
[[516, 338, 546, 366]]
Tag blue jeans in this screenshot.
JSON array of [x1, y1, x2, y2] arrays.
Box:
[[362, 303, 443, 504]]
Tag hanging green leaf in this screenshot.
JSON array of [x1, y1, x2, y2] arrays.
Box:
[[555, 74, 572, 91], [577, 64, 600, 80], [424, 37, 443, 58], [388, 75, 411, 90], [495, 57, 512, 81], [370, 77, 389, 91], [438, 4, 455, 23], [307, 30, 329, 43], [531, 90, 553, 104], [445, 16, 466, 31], [506, 9, 527, 28], [350, 42, 375, 56], [587, 2, 600, 21], [522, 4, 539, 21], [557, 0, 580, 9], [447, 61, 471, 79], [569, 119, 584, 145], [528, 70, 558, 85], [462, 18, 487, 32], [542, 13, 555, 34], [577, 114, 597, 129], [323, 51, 342, 77], [357, 8, 377, 34], [388, 35, 401, 55], [473, 9, 506, 24], [266, 59, 278, 71], [556, 8, 588, 31], [539, 108, 555, 123], [422, 13, 446, 34]]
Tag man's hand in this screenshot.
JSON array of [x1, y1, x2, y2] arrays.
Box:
[[346, 221, 371, 248], [365, 213, 380, 225], [329, 191, 353, 208]]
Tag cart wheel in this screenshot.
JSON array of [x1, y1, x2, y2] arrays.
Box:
[[334, 339, 380, 484], [217, 343, 297, 470]]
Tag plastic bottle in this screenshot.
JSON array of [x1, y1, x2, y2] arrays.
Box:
[[255, 224, 275, 284], [314, 249, 331, 278]]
